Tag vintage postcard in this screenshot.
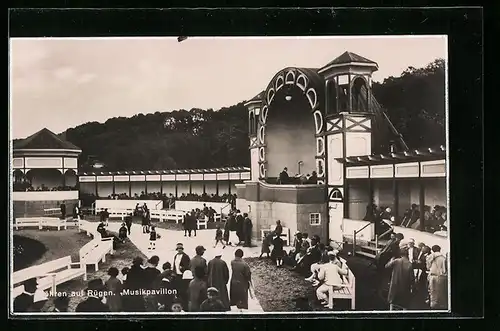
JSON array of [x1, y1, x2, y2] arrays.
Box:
[[9, 35, 449, 315]]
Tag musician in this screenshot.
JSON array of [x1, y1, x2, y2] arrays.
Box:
[[278, 167, 290, 184]]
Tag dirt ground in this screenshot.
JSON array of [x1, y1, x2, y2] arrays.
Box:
[[245, 257, 354, 312]]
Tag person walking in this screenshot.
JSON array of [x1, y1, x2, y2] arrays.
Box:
[[230, 249, 254, 311]]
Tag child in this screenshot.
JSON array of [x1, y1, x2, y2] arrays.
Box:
[[149, 226, 157, 250], [214, 225, 226, 248], [259, 233, 272, 259], [121, 267, 129, 283], [118, 222, 128, 243], [271, 235, 285, 267], [223, 220, 231, 246], [170, 298, 185, 312], [200, 287, 226, 312]]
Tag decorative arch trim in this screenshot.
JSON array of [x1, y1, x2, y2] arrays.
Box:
[[258, 68, 325, 180]]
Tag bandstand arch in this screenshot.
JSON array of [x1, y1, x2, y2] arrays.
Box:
[[257, 68, 326, 183]]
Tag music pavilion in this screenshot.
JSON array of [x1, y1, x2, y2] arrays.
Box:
[[235, 51, 448, 252]]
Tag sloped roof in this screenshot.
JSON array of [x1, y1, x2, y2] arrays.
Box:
[[244, 91, 265, 106], [321, 51, 377, 68], [13, 128, 81, 151]]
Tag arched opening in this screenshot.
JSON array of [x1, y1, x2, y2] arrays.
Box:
[[266, 85, 316, 179], [25, 169, 63, 191], [248, 111, 256, 135], [64, 169, 78, 189], [326, 79, 338, 116], [13, 169, 29, 191], [352, 77, 369, 112]]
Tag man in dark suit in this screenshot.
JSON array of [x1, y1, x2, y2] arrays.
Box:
[[13, 278, 48, 312], [124, 213, 133, 235], [60, 202, 66, 219], [279, 167, 290, 184], [191, 245, 208, 278], [75, 279, 110, 312]]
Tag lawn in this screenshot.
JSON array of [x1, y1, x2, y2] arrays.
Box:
[[12, 228, 147, 312], [13, 229, 92, 271]]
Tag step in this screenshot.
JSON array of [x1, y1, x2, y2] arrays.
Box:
[[358, 245, 380, 253]]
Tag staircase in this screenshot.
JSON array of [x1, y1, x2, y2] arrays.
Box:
[[345, 223, 390, 259]]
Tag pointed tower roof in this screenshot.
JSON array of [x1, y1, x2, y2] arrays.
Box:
[[319, 51, 378, 74], [13, 128, 81, 151]]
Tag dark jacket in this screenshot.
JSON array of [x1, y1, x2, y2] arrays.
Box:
[[173, 253, 191, 275]]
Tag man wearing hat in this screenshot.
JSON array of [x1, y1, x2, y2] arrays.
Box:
[[76, 279, 110, 312], [13, 277, 48, 312], [207, 248, 230, 310], [190, 245, 208, 279], [200, 287, 226, 312]]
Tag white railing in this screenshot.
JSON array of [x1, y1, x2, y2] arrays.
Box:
[[12, 191, 79, 201]]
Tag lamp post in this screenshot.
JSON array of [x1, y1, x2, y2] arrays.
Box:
[[298, 161, 304, 175]]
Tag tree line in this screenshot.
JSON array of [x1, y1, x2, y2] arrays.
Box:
[[62, 58, 445, 171]]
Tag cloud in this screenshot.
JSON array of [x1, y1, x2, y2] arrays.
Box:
[[53, 66, 76, 80], [76, 73, 97, 84]]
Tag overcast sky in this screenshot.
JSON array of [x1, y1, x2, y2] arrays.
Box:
[[10, 36, 447, 139]]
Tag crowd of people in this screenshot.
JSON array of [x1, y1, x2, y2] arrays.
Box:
[[364, 203, 448, 236], [258, 224, 350, 309], [374, 232, 448, 310], [13, 182, 78, 192], [14, 245, 255, 313], [80, 192, 237, 210]]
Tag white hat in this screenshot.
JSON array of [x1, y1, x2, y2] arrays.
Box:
[[215, 248, 224, 257], [182, 270, 193, 280], [399, 239, 410, 249]]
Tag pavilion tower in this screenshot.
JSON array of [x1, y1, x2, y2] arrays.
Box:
[[318, 51, 379, 242]]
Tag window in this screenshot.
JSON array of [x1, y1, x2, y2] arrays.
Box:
[[310, 213, 321, 225]]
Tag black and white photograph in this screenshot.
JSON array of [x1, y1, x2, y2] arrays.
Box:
[[9, 35, 449, 315]]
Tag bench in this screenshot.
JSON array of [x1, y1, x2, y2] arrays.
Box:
[[261, 226, 291, 246], [95, 208, 133, 220], [79, 237, 114, 271], [12, 256, 86, 299], [330, 259, 356, 310], [197, 216, 208, 230], [14, 218, 43, 230], [78, 220, 95, 236], [14, 217, 68, 231], [40, 217, 68, 231]]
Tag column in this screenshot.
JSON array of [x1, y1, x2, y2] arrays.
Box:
[[95, 181, 98, 197], [175, 178, 178, 198], [62, 168, 66, 187], [145, 177, 148, 194], [393, 178, 399, 223], [419, 179, 425, 231], [368, 178, 374, 205], [203, 174, 206, 195], [189, 177, 192, 194], [216, 179, 219, 196], [128, 179, 132, 197], [112, 179, 116, 195], [348, 74, 352, 112], [160, 177, 163, 195], [228, 180, 231, 195], [344, 182, 350, 218]]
